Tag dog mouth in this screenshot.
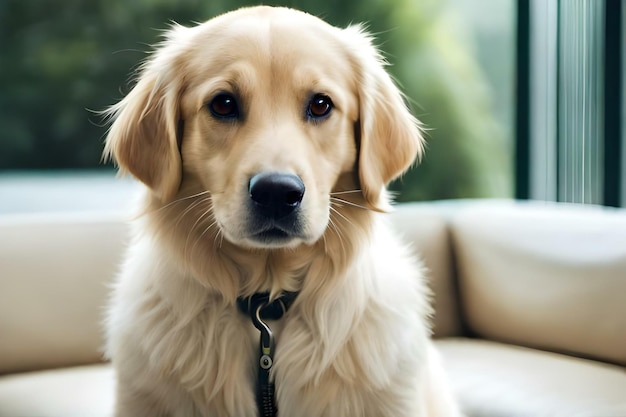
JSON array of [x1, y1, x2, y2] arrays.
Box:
[[251, 227, 292, 242], [247, 218, 306, 245]]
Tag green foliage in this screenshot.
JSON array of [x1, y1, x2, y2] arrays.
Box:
[[0, 0, 509, 200]]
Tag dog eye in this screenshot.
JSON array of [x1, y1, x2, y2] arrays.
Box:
[[307, 94, 333, 119], [209, 93, 239, 119]]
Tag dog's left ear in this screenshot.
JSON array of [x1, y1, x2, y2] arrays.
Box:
[[345, 26, 425, 212]]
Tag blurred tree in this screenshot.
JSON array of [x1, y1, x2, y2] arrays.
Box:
[[0, 0, 509, 200]]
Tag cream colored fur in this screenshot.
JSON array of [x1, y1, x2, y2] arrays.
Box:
[[104, 6, 461, 417]]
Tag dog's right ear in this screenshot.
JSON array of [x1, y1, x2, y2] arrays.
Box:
[[102, 42, 184, 202]]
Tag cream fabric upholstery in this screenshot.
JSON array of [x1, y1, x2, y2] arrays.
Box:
[[0, 364, 114, 417], [0, 212, 127, 374], [451, 201, 626, 365], [437, 338, 626, 417], [389, 203, 462, 337]]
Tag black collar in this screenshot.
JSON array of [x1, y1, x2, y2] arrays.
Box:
[[236, 291, 298, 417], [236, 291, 298, 321]]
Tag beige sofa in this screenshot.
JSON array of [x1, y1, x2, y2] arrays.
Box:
[[1, 199, 625, 417]]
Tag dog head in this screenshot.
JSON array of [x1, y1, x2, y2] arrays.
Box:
[[104, 6, 423, 250]]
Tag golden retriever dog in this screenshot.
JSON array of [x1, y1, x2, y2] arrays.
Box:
[[103, 6, 461, 417]]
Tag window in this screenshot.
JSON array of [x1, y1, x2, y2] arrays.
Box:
[[517, 0, 624, 207]]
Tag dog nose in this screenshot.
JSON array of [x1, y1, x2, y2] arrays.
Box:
[[249, 173, 305, 219]]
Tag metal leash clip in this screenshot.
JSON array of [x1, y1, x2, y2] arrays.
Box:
[[252, 301, 276, 372], [249, 296, 278, 417]]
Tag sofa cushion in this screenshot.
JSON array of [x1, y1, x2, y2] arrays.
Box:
[[390, 203, 462, 337], [0, 212, 127, 374], [0, 363, 114, 417], [450, 201, 626, 365], [437, 338, 626, 417], [3, 340, 623, 417]]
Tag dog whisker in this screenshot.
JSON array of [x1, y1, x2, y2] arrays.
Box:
[[183, 199, 214, 260], [331, 222, 348, 260], [327, 207, 348, 259], [174, 203, 199, 229], [192, 216, 218, 255], [199, 218, 218, 240], [329, 204, 347, 228], [330, 197, 371, 211], [329, 201, 357, 230], [195, 209, 217, 239], [152, 190, 212, 215], [169, 196, 210, 231], [329, 189, 362, 195]]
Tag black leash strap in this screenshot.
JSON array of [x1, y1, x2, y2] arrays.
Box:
[[237, 292, 297, 417]]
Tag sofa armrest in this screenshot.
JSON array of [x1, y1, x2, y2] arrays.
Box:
[[0, 211, 128, 374], [450, 200, 626, 365]]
